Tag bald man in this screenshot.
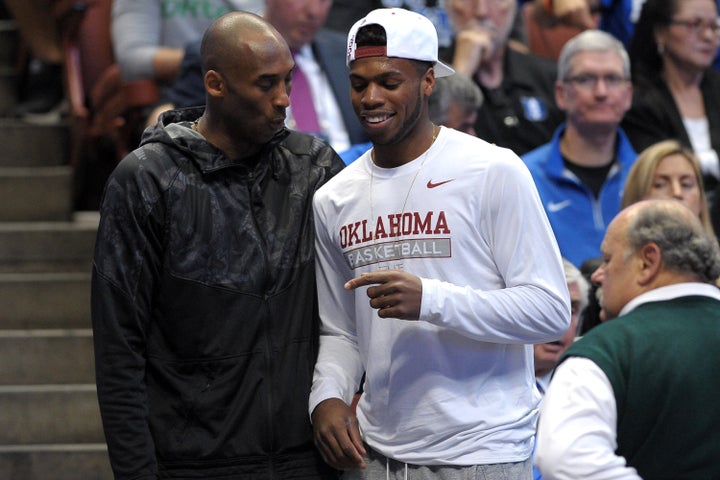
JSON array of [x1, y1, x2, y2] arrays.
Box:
[[536, 199, 720, 479], [92, 12, 344, 480]]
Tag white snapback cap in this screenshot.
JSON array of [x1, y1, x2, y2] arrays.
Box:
[[346, 8, 455, 78]]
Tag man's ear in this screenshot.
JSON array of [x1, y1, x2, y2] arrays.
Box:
[[555, 80, 568, 111], [205, 70, 224, 97], [424, 67, 436, 96], [637, 242, 662, 286]]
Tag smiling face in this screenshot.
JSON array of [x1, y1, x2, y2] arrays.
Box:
[[349, 55, 433, 147]]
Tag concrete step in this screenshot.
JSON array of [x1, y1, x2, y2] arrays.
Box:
[[0, 384, 104, 444], [0, 444, 112, 480], [0, 166, 72, 221], [0, 329, 95, 385], [0, 212, 98, 273], [0, 120, 69, 167], [0, 272, 90, 329]]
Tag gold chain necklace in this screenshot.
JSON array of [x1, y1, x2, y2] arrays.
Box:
[[369, 125, 439, 240]]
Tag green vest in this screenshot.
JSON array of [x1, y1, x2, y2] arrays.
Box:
[[560, 296, 720, 479]]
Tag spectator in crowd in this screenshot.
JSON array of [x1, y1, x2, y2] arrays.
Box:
[[622, 139, 716, 239], [148, 0, 367, 153], [578, 256, 605, 333], [111, 0, 263, 85], [428, 72, 485, 136], [339, 72, 484, 163], [535, 0, 640, 46], [622, 0, 720, 196], [446, 0, 564, 155], [92, 12, 343, 479], [4, 0, 64, 118], [539, 0, 720, 71], [522, 29, 636, 268], [534, 258, 589, 394], [536, 198, 720, 479], [309, 8, 570, 477]]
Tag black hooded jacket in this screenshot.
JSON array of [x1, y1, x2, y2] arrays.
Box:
[[91, 107, 344, 479]]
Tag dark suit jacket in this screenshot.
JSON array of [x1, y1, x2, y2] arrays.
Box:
[[621, 69, 720, 161], [166, 29, 368, 146]]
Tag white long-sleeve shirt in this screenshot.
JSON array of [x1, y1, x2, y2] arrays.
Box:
[[310, 127, 571, 465]]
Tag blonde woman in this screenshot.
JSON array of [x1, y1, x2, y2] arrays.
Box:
[[622, 139, 716, 240]]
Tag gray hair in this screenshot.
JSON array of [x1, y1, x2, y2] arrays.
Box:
[[557, 29, 631, 82], [625, 200, 720, 283], [428, 74, 484, 126], [563, 258, 590, 313]]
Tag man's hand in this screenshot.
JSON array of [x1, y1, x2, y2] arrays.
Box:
[[312, 398, 366, 470], [452, 26, 495, 77], [344, 270, 422, 320]]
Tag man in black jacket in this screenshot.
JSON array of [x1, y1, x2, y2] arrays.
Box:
[[150, 0, 368, 153], [91, 11, 344, 480]]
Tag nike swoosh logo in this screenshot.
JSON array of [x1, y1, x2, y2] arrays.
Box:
[[427, 179, 454, 189], [547, 199, 572, 212]]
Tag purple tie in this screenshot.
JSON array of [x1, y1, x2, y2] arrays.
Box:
[[290, 52, 321, 133]]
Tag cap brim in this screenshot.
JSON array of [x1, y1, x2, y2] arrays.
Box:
[[434, 61, 455, 78]]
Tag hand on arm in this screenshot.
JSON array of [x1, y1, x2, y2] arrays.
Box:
[[345, 270, 422, 320], [311, 398, 366, 470]]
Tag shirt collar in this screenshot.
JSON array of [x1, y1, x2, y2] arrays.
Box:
[[619, 282, 720, 316]]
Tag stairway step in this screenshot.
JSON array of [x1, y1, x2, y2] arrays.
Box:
[[0, 329, 95, 385], [0, 119, 69, 167], [0, 213, 98, 273], [0, 272, 90, 329], [0, 384, 104, 444], [0, 166, 72, 221], [0, 444, 112, 480]]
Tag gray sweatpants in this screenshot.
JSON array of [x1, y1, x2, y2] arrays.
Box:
[[341, 446, 532, 480]]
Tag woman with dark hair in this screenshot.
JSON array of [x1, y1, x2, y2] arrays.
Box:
[[621, 0, 720, 197]]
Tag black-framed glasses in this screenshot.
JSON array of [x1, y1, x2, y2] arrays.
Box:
[[670, 17, 720, 35], [563, 74, 629, 90]]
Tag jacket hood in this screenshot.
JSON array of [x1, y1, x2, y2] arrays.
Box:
[[144, 106, 291, 174]]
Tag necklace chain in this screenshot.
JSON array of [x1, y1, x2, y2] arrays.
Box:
[[369, 125, 439, 240]]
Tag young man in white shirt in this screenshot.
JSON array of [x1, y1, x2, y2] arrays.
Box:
[[309, 8, 571, 479]]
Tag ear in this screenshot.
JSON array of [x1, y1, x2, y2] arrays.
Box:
[[636, 242, 662, 286], [555, 80, 567, 111], [205, 70, 224, 98], [424, 67, 436, 96]]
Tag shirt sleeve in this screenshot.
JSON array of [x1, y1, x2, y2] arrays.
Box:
[[535, 357, 642, 480], [111, 0, 163, 80], [91, 153, 166, 479], [308, 193, 365, 416], [419, 153, 571, 344]]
